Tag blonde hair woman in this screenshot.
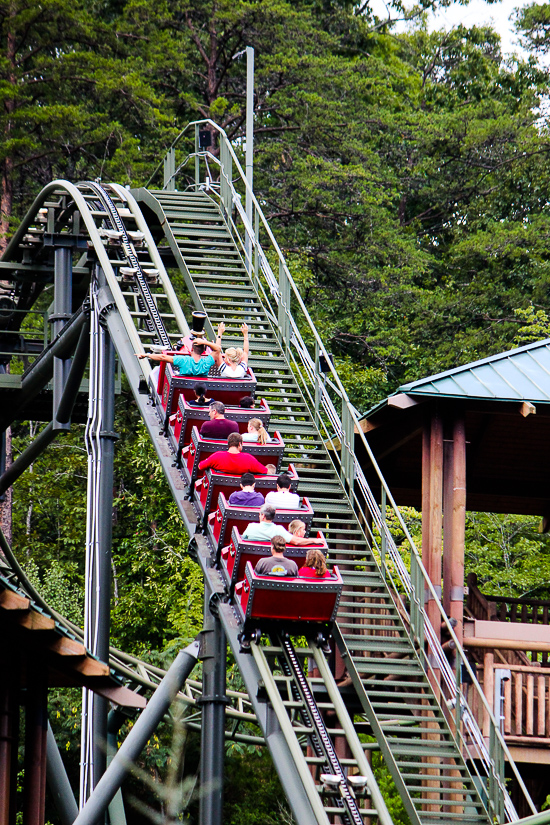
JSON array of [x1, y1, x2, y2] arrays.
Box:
[[220, 322, 249, 378], [298, 548, 331, 579], [242, 418, 270, 445]]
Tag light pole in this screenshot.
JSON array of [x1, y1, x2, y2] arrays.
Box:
[[245, 46, 254, 272]]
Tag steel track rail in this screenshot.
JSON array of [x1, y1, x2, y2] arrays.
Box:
[[82, 182, 171, 348], [278, 634, 364, 825]]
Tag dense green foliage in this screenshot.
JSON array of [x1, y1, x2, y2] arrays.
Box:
[[4, 0, 550, 820], [13, 389, 203, 654]]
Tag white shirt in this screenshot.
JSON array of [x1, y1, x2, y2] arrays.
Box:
[[264, 490, 300, 509], [242, 431, 271, 442], [220, 362, 247, 379]]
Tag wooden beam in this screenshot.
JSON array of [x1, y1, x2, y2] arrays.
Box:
[[47, 637, 87, 657], [357, 418, 381, 434], [425, 412, 443, 601], [387, 393, 423, 410], [443, 416, 466, 642], [422, 420, 431, 574], [17, 612, 55, 631], [70, 657, 110, 678], [465, 637, 550, 652], [519, 401, 536, 417], [0, 653, 18, 825], [23, 654, 48, 825], [0, 590, 30, 611], [93, 685, 147, 709]]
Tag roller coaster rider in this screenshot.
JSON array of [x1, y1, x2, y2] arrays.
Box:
[[137, 321, 225, 377]]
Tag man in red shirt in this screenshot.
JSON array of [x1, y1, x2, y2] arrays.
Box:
[[198, 432, 268, 474]]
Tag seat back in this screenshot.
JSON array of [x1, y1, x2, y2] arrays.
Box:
[[158, 362, 257, 418], [236, 562, 342, 623], [196, 464, 299, 522], [171, 397, 271, 454]]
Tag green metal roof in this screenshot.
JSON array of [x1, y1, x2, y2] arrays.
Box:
[[398, 338, 550, 402]]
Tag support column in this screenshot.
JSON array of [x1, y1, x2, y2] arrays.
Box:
[[93, 321, 117, 790], [71, 643, 199, 825], [422, 410, 443, 640], [443, 415, 466, 644], [105, 711, 127, 825], [23, 656, 48, 825], [46, 723, 78, 825], [199, 582, 226, 825], [52, 246, 72, 431], [0, 640, 18, 825], [82, 270, 117, 803], [421, 411, 443, 808]]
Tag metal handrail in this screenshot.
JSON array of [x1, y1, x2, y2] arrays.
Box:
[[157, 118, 536, 820]]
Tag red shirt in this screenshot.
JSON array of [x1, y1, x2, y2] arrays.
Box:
[[298, 566, 332, 579], [198, 450, 268, 474]]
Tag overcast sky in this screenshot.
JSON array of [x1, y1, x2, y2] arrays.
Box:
[[369, 0, 529, 57], [431, 0, 525, 55]]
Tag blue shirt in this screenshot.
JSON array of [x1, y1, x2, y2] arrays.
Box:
[[172, 354, 214, 377]]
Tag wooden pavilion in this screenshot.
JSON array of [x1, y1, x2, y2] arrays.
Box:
[[356, 338, 550, 792]]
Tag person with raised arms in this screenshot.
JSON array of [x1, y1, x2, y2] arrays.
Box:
[[219, 322, 249, 378], [137, 321, 224, 377]]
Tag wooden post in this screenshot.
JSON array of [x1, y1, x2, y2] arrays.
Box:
[[0, 666, 17, 825], [23, 658, 48, 825], [422, 411, 443, 646], [422, 410, 443, 807], [443, 414, 466, 645]]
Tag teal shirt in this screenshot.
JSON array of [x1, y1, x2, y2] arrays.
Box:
[[172, 354, 214, 377]]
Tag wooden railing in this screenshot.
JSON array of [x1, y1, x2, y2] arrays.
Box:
[[467, 573, 550, 665], [465, 573, 550, 745], [470, 662, 550, 745]]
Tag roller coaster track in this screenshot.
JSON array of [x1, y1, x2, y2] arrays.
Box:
[[0, 141, 536, 823]]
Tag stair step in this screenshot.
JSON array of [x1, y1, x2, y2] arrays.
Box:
[[353, 661, 424, 676], [397, 761, 471, 771], [406, 785, 483, 799], [414, 814, 488, 822], [391, 745, 460, 757], [377, 712, 445, 723], [188, 267, 248, 276], [171, 227, 231, 238]]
